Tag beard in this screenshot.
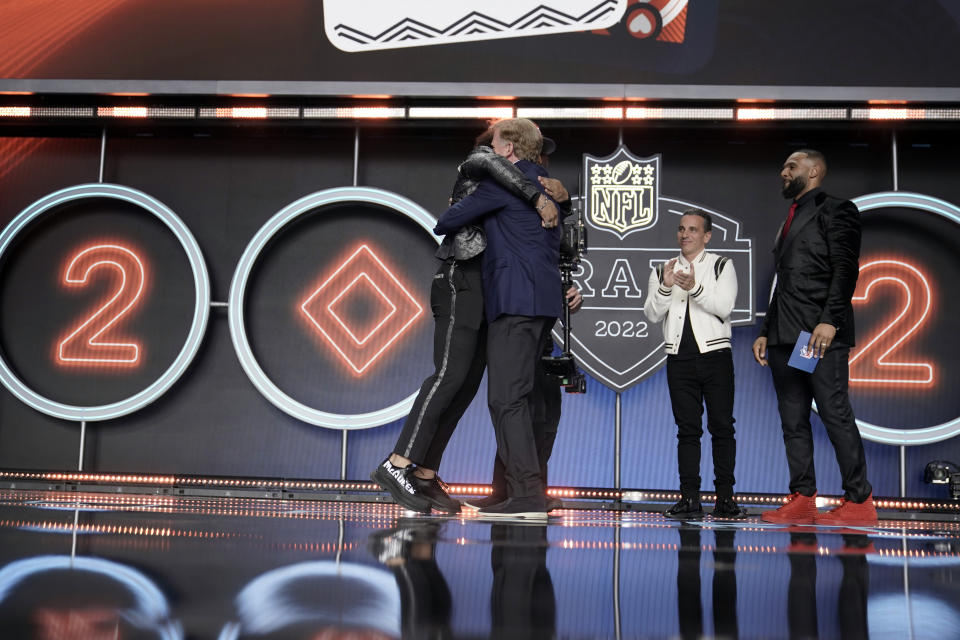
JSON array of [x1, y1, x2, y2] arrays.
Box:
[[781, 174, 807, 199]]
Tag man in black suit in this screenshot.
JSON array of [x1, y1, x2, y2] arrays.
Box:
[[752, 149, 877, 525], [434, 118, 562, 519]]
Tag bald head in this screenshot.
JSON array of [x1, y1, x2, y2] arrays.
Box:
[[781, 149, 827, 199]]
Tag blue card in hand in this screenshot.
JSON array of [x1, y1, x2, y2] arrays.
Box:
[[788, 331, 819, 372]]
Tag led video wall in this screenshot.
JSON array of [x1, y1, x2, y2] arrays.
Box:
[[0, 122, 958, 500]]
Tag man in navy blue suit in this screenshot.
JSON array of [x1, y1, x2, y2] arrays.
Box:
[[433, 118, 563, 519]]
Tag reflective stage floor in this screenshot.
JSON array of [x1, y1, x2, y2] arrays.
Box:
[[1, 490, 959, 639]]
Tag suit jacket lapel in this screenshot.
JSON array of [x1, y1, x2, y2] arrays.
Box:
[[774, 200, 824, 264]]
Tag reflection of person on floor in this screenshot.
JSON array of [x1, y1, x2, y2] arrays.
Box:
[[370, 123, 562, 516], [676, 526, 739, 639], [490, 524, 556, 639], [369, 521, 452, 639], [786, 532, 871, 640]]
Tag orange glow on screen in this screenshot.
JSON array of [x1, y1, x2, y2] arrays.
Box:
[[56, 244, 147, 368], [299, 244, 423, 376], [849, 259, 934, 386]]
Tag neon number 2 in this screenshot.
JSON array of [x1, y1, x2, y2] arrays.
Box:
[[57, 244, 146, 367], [849, 259, 933, 386]]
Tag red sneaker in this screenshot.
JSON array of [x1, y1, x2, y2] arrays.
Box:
[[814, 494, 878, 526], [761, 492, 818, 524]]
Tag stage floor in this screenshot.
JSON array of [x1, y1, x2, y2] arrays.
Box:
[[0, 490, 958, 639]]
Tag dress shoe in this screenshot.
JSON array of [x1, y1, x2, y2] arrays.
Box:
[[815, 493, 878, 526], [711, 496, 748, 519], [477, 496, 548, 520], [664, 496, 704, 520], [761, 492, 817, 524], [462, 493, 506, 510], [411, 474, 461, 514]]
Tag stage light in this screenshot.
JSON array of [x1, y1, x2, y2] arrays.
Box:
[[198, 107, 299, 119], [0, 107, 30, 117], [736, 108, 847, 120], [850, 108, 960, 120], [625, 107, 734, 120], [517, 107, 623, 120], [97, 106, 195, 119], [302, 107, 404, 119], [408, 107, 513, 119]]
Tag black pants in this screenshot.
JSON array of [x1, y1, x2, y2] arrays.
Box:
[[491, 524, 555, 640], [666, 349, 737, 498], [675, 527, 738, 640], [487, 314, 554, 499], [393, 257, 486, 470], [488, 328, 562, 497], [767, 345, 872, 502]]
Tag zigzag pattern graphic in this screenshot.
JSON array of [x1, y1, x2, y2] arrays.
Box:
[[334, 1, 619, 46]]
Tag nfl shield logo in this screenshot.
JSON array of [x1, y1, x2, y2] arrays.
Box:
[[557, 146, 755, 392], [584, 147, 659, 239]]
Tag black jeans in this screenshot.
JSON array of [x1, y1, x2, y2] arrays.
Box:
[[393, 257, 486, 470], [767, 345, 872, 502], [666, 349, 737, 499], [487, 314, 554, 499]]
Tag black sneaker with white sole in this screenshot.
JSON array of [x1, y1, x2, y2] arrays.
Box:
[[411, 474, 461, 514], [477, 496, 548, 520], [371, 458, 432, 514]]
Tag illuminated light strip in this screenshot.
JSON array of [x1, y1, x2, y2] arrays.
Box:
[[737, 108, 847, 120], [849, 260, 933, 385], [517, 107, 624, 120], [96, 106, 195, 119], [851, 107, 960, 120], [197, 107, 300, 119], [0, 184, 210, 421], [229, 187, 439, 429], [97, 106, 147, 118], [3, 474, 957, 514], [57, 245, 146, 366], [407, 107, 514, 119], [302, 107, 405, 119], [41, 472, 176, 484], [0, 106, 31, 117], [34, 107, 96, 117], [625, 107, 734, 120], [845, 191, 960, 445]]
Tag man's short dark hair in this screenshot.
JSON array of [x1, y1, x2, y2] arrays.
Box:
[[682, 208, 712, 232], [796, 148, 827, 175]]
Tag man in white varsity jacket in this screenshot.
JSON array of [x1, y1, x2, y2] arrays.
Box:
[[643, 208, 745, 520]]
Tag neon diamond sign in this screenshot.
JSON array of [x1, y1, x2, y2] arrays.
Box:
[[300, 244, 424, 375]]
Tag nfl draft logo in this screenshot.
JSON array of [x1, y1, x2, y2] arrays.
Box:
[[587, 149, 659, 238], [561, 146, 755, 392]]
